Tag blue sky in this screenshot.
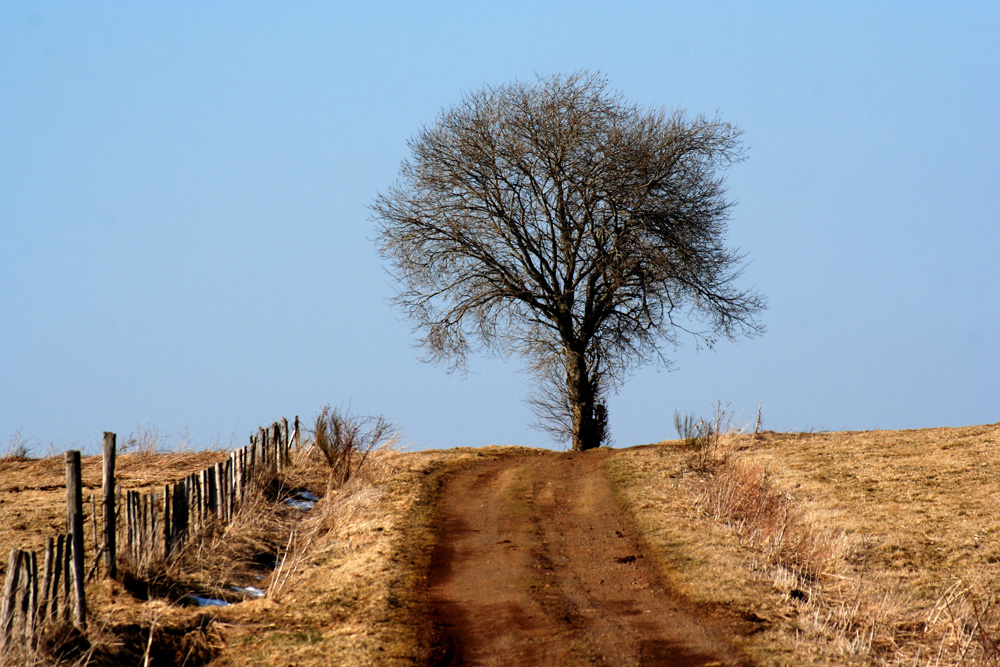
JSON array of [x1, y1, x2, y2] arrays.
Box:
[[2, 1, 998, 453]]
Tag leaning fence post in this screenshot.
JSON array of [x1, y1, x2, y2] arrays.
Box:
[[102, 432, 117, 578], [0, 549, 22, 653], [65, 450, 87, 629]]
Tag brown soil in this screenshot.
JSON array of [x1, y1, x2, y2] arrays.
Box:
[[425, 449, 753, 666]]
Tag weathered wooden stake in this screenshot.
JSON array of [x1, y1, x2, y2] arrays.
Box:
[[207, 466, 218, 517], [128, 491, 137, 561], [260, 427, 268, 468], [273, 422, 283, 474], [65, 450, 87, 628], [0, 549, 22, 653], [214, 461, 226, 521], [281, 416, 290, 466], [26, 550, 38, 648], [50, 535, 64, 622], [60, 535, 71, 622], [147, 493, 156, 568], [163, 485, 171, 558], [226, 457, 235, 520], [171, 479, 188, 552], [249, 436, 257, 479], [90, 493, 99, 565], [102, 432, 117, 578], [39, 537, 54, 622], [193, 473, 203, 531]]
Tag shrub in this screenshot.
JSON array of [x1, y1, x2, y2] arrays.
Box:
[[312, 406, 397, 487]]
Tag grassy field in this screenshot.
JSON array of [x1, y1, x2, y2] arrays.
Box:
[[608, 423, 1000, 666], [2, 423, 998, 665]]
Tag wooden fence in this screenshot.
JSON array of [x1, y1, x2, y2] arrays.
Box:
[[0, 417, 300, 658]]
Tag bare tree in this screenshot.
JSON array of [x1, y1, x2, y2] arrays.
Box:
[[373, 72, 766, 451]]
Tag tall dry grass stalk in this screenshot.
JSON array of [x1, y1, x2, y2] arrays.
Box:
[[912, 580, 1000, 667], [262, 441, 403, 603], [699, 445, 1000, 665], [696, 439, 883, 662], [702, 457, 844, 582], [2, 429, 31, 460], [114, 463, 286, 605]]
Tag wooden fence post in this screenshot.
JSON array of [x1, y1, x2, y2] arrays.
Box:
[[214, 461, 225, 522], [146, 492, 157, 569], [90, 494, 99, 566], [171, 479, 188, 553], [128, 491, 138, 561], [227, 457, 235, 520], [50, 535, 64, 622], [0, 549, 22, 653], [163, 485, 171, 558], [193, 473, 203, 532], [25, 549, 37, 649], [60, 534, 71, 622], [65, 450, 87, 629], [229, 451, 238, 505], [281, 416, 290, 467], [39, 537, 54, 623], [102, 432, 116, 578], [248, 435, 254, 471], [272, 422, 283, 474]]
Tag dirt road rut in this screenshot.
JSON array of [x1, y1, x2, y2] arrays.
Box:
[[426, 450, 749, 666]]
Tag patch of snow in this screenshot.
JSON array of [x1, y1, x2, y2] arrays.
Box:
[[188, 595, 230, 607]]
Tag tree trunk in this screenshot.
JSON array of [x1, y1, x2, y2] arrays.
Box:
[[566, 349, 602, 451]]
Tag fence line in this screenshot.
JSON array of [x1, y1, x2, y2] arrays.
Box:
[[0, 415, 300, 659]]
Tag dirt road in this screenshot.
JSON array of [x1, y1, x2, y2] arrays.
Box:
[[425, 450, 751, 666]]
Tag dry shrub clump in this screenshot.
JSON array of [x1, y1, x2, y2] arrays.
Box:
[[675, 401, 738, 471], [312, 405, 397, 487]]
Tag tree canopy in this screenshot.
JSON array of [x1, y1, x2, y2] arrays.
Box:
[[373, 72, 766, 450]]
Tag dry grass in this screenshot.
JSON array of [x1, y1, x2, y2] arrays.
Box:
[[701, 456, 846, 583], [607, 423, 1000, 666]]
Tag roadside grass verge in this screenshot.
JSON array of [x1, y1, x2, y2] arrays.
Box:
[[606, 423, 1000, 666]]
